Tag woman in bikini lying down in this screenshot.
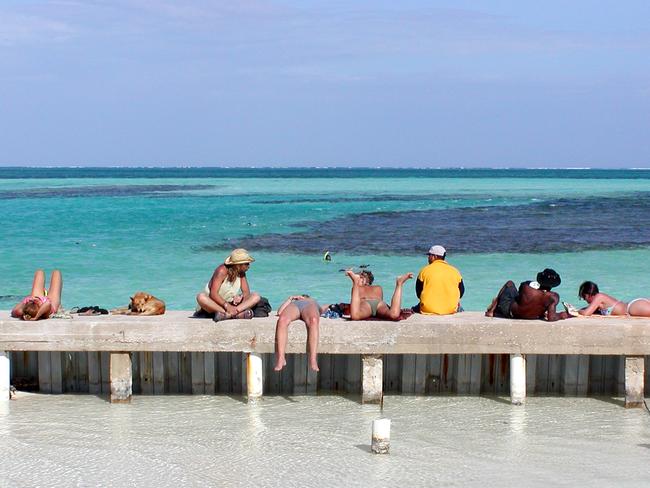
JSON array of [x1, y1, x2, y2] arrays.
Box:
[[273, 295, 330, 372], [575, 281, 650, 317], [345, 269, 413, 321], [12, 269, 62, 321]]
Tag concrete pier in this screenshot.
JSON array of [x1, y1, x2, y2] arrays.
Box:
[[1, 311, 649, 404]]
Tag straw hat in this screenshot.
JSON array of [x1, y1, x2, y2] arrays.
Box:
[[224, 248, 255, 265]]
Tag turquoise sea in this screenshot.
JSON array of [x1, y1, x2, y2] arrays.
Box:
[[1, 168, 649, 312]]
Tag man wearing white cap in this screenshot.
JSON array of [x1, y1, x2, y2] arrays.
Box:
[[415, 245, 464, 315]]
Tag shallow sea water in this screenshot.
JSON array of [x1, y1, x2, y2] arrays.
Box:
[[2, 168, 650, 311], [1, 394, 650, 487]]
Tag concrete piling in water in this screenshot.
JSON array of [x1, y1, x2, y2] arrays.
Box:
[[624, 356, 645, 408], [371, 418, 391, 454], [109, 352, 132, 403], [362, 354, 383, 404], [247, 352, 263, 403], [510, 353, 526, 406], [0, 351, 9, 401]]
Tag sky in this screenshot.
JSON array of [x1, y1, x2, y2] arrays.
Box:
[[0, 0, 649, 168]]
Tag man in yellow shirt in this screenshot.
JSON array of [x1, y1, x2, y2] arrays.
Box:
[[415, 245, 464, 315]]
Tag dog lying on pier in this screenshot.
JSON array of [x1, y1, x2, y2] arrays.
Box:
[[111, 292, 166, 316]]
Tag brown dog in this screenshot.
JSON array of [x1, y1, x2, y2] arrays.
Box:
[[112, 292, 166, 316]]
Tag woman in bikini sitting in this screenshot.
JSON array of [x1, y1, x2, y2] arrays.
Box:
[[196, 248, 261, 321], [12, 269, 63, 321], [345, 269, 413, 321], [273, 295, 329, 372], [576, 281, 650, 317]]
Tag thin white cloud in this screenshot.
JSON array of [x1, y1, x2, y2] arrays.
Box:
[[0, 12, 75, 45], [108, 0, 292, 24]]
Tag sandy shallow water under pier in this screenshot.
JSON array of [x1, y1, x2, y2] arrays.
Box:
[[1, 394, 650, 487]]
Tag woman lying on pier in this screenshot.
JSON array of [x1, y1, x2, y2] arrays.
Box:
[[274, 295, 329, 372], [196, 248, 261, 321], [574, 281, 650, 317], [12, 269, 62, 321], [345, 269, 413, 321]]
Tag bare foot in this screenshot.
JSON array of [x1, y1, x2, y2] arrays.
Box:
[[213, 311, 232, 322], [309, 359, 320, 372], [234, 309, 253, 320], [396, 272, 414, 286], [273, 358, 287, 372], [345, 269, 362, 285], [485, 297, 498, 317]]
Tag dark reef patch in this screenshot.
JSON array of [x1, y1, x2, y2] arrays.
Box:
[[0, 184, 216, 199], [203, 194, 650, 255], [251, 194, 509, 205]]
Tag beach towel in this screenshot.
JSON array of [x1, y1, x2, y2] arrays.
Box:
[[342, 308, 413, 321]]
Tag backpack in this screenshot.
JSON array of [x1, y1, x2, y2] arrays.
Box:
[[252, 296, 272, 317]]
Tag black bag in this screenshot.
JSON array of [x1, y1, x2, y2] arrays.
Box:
[[252, 296, 272, 317]]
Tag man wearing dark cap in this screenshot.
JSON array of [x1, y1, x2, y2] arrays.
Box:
[[485, 268, 572, 321]]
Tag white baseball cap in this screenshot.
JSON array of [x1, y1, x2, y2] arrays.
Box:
[[427, 245, 446, 256]]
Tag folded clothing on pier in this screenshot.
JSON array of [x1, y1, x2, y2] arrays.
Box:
[[70, 306, 109, 315]]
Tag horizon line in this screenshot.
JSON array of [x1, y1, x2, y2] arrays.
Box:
[[1, 165, 649, 170]]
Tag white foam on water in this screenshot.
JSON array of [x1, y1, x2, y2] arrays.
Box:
[[1, 394, 650, 487]]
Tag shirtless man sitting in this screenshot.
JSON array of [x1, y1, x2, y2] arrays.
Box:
[[346, 269, 413, 321], [485, 268, 572, 321]]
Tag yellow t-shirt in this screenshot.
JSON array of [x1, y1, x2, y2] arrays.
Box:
[[417, 260, 463, 315]]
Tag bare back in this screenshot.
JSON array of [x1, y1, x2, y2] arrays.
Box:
[[511, 284, 560, 321]]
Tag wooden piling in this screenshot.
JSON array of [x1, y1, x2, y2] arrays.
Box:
[[37, 351, 52, 393]]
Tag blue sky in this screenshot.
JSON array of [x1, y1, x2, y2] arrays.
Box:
[[1, 0, 649, 167]]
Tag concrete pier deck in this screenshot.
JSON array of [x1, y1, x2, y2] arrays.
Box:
[[1, 311, 649, 406], [1, 311, 650, 355]]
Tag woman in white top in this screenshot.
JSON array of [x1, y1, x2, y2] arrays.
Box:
[[196, 249, 260, 321]]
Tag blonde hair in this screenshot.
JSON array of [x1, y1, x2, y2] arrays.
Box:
[[226, 263, 248, 283], [22, 300, 40, 320]]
